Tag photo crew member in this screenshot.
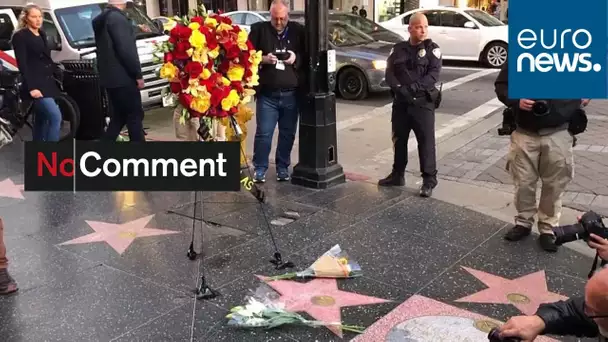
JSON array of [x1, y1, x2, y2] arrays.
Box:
[[248, 0, 305, 183], [495, 63, 590, 252], [93, 0, 146, 141], [379, 13, 442, 198], [496, 266, 608, 341]]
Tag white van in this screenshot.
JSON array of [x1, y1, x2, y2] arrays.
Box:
[[0, 0, 169, 108]]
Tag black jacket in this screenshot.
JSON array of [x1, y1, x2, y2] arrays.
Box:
[[536, 297, 599, 338], [248, 21, 305, 91], [495, 63, 580, 133], [11, 28, 61, 99], [92, 6, 142, 88]]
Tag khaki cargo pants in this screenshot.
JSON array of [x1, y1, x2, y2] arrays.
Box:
[[506, 129, 574, 234]]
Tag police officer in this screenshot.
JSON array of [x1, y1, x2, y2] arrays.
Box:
[[495, 62, 590, 252], [378, 13, 442, 198]]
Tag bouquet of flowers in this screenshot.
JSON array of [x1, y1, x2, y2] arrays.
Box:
[[227, 296, 365, 333], [265, 244, 363, 281], [153, 6, 261, 142]]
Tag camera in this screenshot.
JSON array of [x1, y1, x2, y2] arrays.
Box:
[[488, 328, 521, 341], [497, 107, 516, 136], [274, 50, 290, 61], [553, 211, 608, 245], [532, 100, 550, 115]]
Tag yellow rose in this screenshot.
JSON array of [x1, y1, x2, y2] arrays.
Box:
[[188, 22, 200, 31], [221, 77, 231, 86], [227, 64, 245, 82], [246, 73, 259, 87], [200, 68, 212, 80], [189, 29, 206, 49], [237, 30, 248, 50], [204, 17, 217, 28], [241, 88, 256, 104], [217, 23, 233, 32], [191, 47, 208, 64], [208, 46, 220, 59], [249, 50, 262, 66], [185, 78, 209, 98], [221, 89, 240, 111], [191, 95, 211, 114], [159, 62, 178, 79]]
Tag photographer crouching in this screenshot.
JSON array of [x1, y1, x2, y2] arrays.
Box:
[[495, 63, 590, 252], [491, 211, 608, 341]]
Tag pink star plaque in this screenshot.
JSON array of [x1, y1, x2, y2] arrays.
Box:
[[455, 267, 569, 315], [353, 295, 557, 341], [257, 276, 390, 337], [0, 178, 24, 199], [58, 215, 180, 255]]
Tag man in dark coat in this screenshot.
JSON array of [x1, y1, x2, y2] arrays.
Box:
[[93, 0, 145, 141]]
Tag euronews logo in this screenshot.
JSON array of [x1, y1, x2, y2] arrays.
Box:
[[516, 29, 602, 73]]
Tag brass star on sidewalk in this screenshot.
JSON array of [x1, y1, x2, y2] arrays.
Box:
[[455, 267, 568, 315], [58, 215, 180, 255]]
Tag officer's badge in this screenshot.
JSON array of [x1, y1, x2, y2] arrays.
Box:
[[418, 49, 426, 57], [433, 48, 441, 58]]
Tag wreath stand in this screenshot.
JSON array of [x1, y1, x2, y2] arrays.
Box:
[[168, 115, 294, 301]]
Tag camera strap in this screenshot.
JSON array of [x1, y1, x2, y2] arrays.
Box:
[[589, 251, 601, 279]]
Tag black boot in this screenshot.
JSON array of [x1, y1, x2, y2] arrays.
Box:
[[420, 184, 433, 197], [504, 225, 531, 241], [378, 171, 405, 187]]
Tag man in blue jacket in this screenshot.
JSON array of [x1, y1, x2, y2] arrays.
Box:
[[93, 0, 145, 141]]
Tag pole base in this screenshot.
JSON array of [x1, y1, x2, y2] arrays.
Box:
[[291, 163, 345, 189]]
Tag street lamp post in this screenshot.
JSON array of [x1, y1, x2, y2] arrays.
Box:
[[290, 0, 346, 189]]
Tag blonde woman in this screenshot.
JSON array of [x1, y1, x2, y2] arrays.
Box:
[[11, 3, 62, 142]]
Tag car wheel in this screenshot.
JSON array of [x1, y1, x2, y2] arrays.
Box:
[[482, 42, 508, 68], [337, 67, 369, 100]]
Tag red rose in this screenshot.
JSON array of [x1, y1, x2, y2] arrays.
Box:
[[190, 16, 204, 24], [164, 52, 174, 63], [169, 81, 181, 93], [218, 60, 230, 74], [177, 25, 192, 39], [173, 41, 191, 60], [245, 68, 253, 78], [231, 81, 244, 93], [184, 61, 203, 79], [225, 45, 241, 60], [232, 25, 240, 33], [168, 36, 176, 44], [179, 92, 193, 108], [246, 41, 254, 50], [210, 87, 225, 107], [180, 76, 190, 89]]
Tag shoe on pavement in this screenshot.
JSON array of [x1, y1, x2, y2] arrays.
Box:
[[539, 234, 559, 253], [378, 172, 405, 187], [0, 269, 18, 295], [277, 169, 290, 182], [504, 225, 531, 241], [253, 169, 266, 183], [420, 184, 434, 197]]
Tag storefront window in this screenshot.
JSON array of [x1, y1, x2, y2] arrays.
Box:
[[247, 0, 266, 10], [375, 0, 419, 22]]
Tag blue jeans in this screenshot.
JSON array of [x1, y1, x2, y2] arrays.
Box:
[[253, 91, 299, 172], [32, 97, 62, 142]]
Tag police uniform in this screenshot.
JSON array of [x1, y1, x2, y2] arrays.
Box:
[[495, 63, 581, 252], [379, 38, 442, 197]]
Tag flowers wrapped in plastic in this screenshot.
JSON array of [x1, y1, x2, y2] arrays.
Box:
[[265, 244, 362, 281], [153, 7, 260, 142], [226, 296, 365, 333]]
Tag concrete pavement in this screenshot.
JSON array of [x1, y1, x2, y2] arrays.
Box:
[[144, 65, 604, 258]]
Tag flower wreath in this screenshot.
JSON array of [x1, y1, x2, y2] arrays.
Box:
[[153, 7, 261, 142]]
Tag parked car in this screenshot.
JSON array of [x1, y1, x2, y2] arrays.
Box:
[[295, 19, 392, 100], [152, 16, 176, 32], [224, 10, 404, 44], [222, 10, 270, 32], [381, 6, 508, 68], [289, 11, 405, 43]]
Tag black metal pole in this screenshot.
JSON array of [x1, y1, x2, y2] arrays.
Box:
[[291, 0, 345, 189]]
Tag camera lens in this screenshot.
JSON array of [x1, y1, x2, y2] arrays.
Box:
[[553, 223, 587, 245], [532, 101, 549, 115]]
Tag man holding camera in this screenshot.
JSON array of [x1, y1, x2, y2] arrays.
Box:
[[495, 63, 590, 252], [248, 0, 305, 183], [496, 255, 608, 341]]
